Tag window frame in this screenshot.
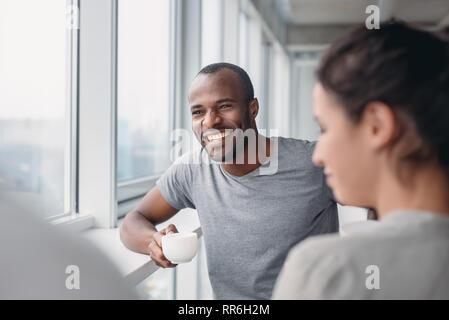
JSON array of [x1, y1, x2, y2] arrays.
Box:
[[60, 0, 186, 230], [56, 0, 291, 232], [75, 0, 119, 228], [54, 0, 289, 300], [4, 0, 79, 223], [67, 0, 80, 218], [116, 0, 178, 218]]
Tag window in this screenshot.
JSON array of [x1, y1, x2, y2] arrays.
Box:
[[271, 46, 290, 137], [258, 35, 272, 131], [238, 11, 250, 70], [201, 0, 222, 67], [117, 0, 171, 183], [0, 0, 72, 219], [292, 52, 322, 141]]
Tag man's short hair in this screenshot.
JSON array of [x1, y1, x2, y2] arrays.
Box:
[[198, 62, 255, 105]]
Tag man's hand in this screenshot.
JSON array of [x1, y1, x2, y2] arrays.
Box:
[[148, 224, 179, 268]]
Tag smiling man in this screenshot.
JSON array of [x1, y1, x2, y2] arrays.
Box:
[[120, 63, 338, 299]]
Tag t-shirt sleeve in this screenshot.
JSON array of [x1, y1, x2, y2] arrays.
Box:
[[323, 173, 337, 203], [306, 140, 337, 203], [155, 156, 196, 210]]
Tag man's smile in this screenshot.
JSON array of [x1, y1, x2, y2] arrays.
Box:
[[202, 129, 235, 145], [205, 130, 232, 142]]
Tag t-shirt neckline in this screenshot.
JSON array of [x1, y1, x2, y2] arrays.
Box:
[[216, 137, 279, 180]]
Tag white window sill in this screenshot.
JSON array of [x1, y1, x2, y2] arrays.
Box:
[[51, 213, 95, 233], [80, 208, 201, 286]]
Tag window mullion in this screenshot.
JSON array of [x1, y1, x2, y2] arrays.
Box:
[[78, 0, 118, 228]]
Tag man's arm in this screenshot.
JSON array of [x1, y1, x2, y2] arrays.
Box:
[[119, 187, 180, 268]]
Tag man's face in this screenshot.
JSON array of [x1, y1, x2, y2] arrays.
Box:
[[188, 69, 255, 162]]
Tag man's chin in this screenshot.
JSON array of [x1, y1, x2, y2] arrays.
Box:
[[207, 151, 233, 163], [204, 145, 234, 163]]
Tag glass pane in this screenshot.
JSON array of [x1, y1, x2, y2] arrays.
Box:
[[0, 0, 68, 218], [117, 0, 171, 182], [258, 37, 272, 130], [201, 0, 221, 67], [238, 11, 249, 70]]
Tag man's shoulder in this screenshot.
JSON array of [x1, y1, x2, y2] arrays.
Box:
[[277, 136, 316, 147], [277, 137, 316, 157], [273, 137, 318, 171]]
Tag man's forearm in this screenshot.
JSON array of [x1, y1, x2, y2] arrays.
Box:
[[120, 211, 158, 255]]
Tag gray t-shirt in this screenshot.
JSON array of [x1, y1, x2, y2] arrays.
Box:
[[273, 210, 449, 299], [156, 137, 338, 299]]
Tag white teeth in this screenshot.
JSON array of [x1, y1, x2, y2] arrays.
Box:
[[207, 131, 231, 141]]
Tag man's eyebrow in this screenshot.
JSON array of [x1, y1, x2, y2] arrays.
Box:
[[216, 98, 237, 104], [190, 98, 237, 110]]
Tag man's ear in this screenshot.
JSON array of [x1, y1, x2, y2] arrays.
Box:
[[249, 98, 259, 120], [362, 102, 399, 150]]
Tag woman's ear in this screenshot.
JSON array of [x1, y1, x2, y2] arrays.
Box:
[[249, 98, 259, 120], [362, 102, 399, 150]]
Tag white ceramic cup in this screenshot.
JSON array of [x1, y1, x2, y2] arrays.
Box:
[[161, 232, 198, 264]]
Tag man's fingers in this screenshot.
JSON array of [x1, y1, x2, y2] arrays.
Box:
[[153, 254, 176, 268], [165, 224, 179, 235], [148, 241, 164, 261], [149, 241, 164, 259], [153, 232, 163, 247], [149, 227, 179, 268], [148, 240, 176, 268], [160, 260, 177, 268]]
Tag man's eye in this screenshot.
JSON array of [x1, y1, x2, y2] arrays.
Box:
[[219, 104, 232, 109], [192, 110, 203, 115]]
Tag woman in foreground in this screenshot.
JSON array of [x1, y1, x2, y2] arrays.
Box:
[[273, 22, 449, 299]]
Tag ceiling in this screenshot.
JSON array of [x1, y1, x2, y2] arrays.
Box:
[[278, 0, 449, 26], [266, 0, 449, 51]]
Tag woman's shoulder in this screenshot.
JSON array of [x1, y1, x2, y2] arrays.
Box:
[[287, 233, 356, 265], [274, 231, 392, 299], [275, 218, 449, 299], [288, 225, 396, 265]]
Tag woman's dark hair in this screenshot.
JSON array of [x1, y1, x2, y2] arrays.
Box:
[[317, 21, 449, 175], [435, 25, 449, 42]]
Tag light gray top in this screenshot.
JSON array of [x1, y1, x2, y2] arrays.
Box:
[[273, 210, 449, 299], [0, 196, 137, 299], [156, 137, 338, 299]]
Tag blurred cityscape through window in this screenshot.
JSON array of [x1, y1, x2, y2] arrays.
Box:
[[117, 0, 171, 182], [0, 0, 68, 218]]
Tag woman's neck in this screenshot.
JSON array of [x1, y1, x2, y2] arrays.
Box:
[[376, 163, 449, 219]]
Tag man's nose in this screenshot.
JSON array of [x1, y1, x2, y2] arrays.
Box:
[[202, 110, 221, 128]]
